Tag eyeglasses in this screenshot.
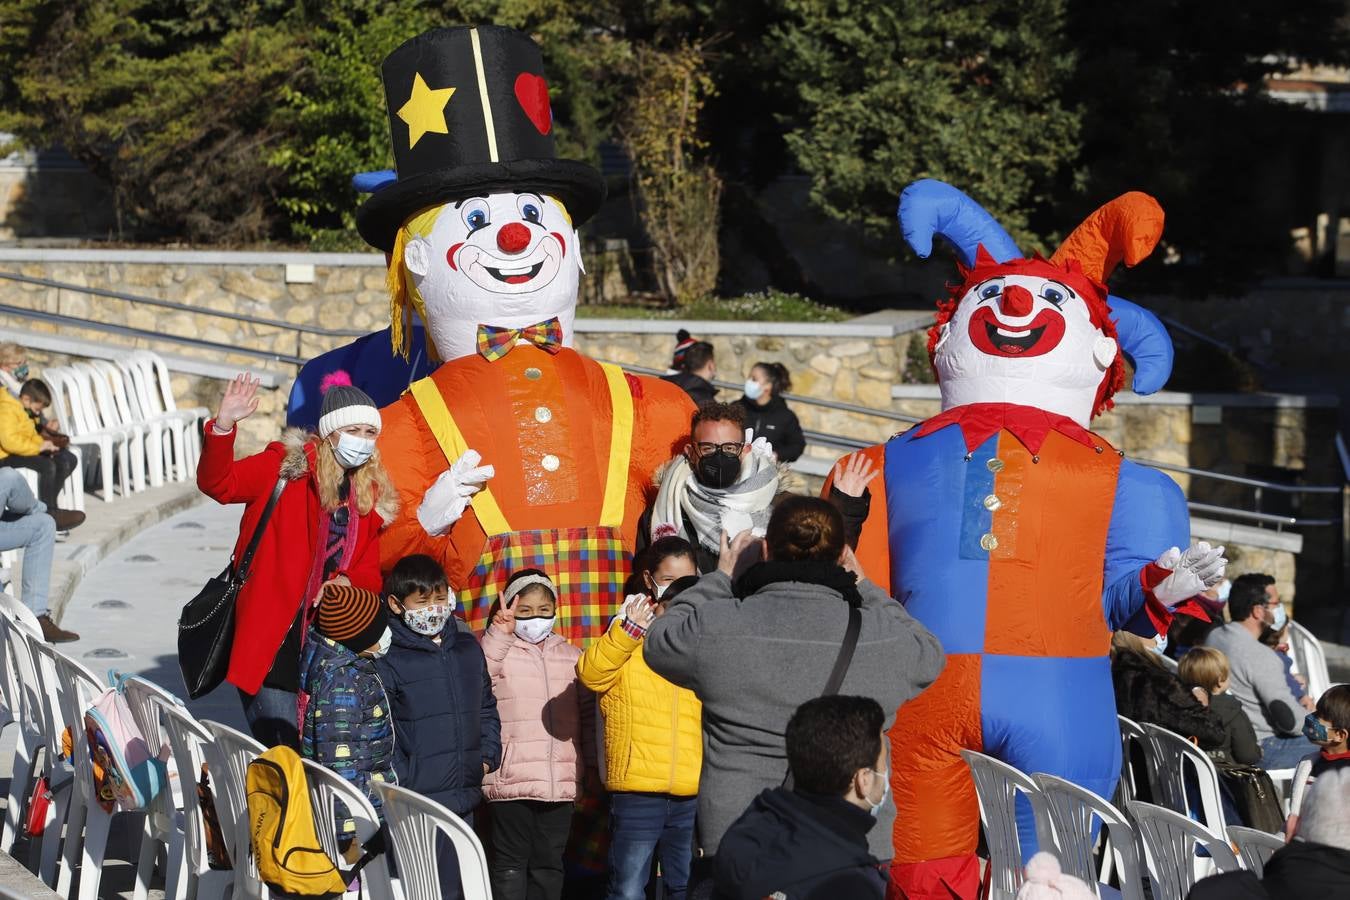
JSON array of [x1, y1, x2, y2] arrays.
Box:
[[695, 441, 744, 457]]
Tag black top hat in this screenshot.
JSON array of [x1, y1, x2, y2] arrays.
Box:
[[355, 25, 605, 251]]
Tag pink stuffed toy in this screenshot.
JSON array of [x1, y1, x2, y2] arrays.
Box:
[[1015, 852, 1097, 900]]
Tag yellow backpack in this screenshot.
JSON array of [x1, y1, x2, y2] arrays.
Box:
[[245, 746, 348, 898]]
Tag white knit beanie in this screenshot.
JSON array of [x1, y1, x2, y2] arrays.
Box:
[[316, 370, 381, 438]]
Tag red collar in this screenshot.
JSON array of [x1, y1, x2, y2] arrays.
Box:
[[1322, 749, 1350, 761], [913, 402, 1102, 455]]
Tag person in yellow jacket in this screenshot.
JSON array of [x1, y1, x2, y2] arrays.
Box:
[[0, 381, 83, 529], [577, 537, 702, 900]]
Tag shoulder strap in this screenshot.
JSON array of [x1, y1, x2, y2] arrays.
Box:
[[236, 477, 287, 580], [782, 604, 864, 789], [822, 605, 863, 698]]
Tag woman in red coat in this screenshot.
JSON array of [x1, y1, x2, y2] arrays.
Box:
[[197, 372, 396, 747]]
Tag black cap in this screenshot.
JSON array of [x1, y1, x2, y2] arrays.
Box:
[[356, 25, 605, 251]]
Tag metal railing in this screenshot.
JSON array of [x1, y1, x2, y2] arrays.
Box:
[[2, 269, 1344, 538]]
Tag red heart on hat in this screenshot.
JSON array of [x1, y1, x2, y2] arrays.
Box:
[[514, 72, 552, 135]]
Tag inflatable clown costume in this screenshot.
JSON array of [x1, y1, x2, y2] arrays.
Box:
[[835, 181, 1227, 898], [346, 26, 693, 640]]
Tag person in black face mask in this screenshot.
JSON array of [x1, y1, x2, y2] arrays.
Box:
[[639, 402, 782, 573]]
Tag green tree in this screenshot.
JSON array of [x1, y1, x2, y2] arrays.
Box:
[[763, 0, 1082, 248], [0, 0, 304, 242]]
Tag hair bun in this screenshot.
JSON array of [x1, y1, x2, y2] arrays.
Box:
[[676, 329, 692, 342], [319, 370, 354, 394]]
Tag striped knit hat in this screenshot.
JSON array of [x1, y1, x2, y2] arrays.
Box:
[[317, 370, 381, 438], [317, 584, 388, 652]]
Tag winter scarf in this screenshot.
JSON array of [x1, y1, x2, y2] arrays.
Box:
[[650, 451, 779, 553], [734, 560, 863, 608]]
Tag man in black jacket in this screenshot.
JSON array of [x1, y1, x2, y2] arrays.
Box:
[[714, 695, 889, 900], [1188, 766, 1350, 899], [662, 338, 719, 407]]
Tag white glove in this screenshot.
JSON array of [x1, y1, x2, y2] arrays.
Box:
[[1151, 541, 1228, 606], [416, 449, 495, 537], [745, 427, 776, 461], [620, 594, 655, 630]]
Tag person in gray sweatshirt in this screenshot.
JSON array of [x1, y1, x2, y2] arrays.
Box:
[[1204, 573, 1313, 769], [642, 495, 946, 864]]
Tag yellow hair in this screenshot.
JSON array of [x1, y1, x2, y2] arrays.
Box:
[[387, 205, 446, 361], [385, 195, 572, 360]]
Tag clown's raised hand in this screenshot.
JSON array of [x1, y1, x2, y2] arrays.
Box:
[[416, 448, 495, 537], [1150, 541, 1227, 606]]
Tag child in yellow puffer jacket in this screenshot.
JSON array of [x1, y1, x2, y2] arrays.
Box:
[[576, 536, 703, 900]]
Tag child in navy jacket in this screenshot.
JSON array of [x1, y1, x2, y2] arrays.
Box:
[[375, 555, 501, 897]]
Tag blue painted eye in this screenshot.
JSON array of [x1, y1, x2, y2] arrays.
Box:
[[461, 201, 491, 234], [1040, 284, 1068, 307], [980, 281, 1002, 300], [522, 203, 541, 224]]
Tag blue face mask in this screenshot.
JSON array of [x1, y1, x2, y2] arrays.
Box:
[[868, 767, 891, 817], [1269, 602, 1287, 631], [12, 364, 28, 381], [1304, 713, 1330, 744]]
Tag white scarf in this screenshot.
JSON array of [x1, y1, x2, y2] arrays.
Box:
[[650, 451, 780, 553]]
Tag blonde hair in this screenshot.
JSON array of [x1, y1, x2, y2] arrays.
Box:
[[313, 436, 396, 519], [0, 343, 25, 366], [1178, 646, 1230, 693], [384, 194, 572, 360]]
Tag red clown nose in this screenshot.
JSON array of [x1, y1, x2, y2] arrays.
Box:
[[497, 222, 532, 255], [1000, 284, 1035, 318]]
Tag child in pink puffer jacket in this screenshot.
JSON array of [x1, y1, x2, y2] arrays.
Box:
[[481, 568, 597, 900]]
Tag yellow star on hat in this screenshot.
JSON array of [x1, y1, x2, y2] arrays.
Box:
[[398, 73, 455, 149]]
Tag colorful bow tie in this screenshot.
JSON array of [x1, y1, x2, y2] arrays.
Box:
[[476, 317, 564, 362]]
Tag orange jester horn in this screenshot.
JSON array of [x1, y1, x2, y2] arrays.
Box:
[[1049, 192, 1165, 283]]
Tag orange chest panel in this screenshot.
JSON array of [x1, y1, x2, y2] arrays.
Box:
[[981, 430, 1120, 658]]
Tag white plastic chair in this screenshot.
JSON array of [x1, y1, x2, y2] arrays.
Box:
[[75, 361, 146, 493], [1033, 773, 1147, 900], [0, 607, 46, 855], [301, 759, 400, 900], [155, 699, 231, 900], [127, 352, 199, 481], [202, 720, 269, 900], [117, 674, 187, 900], [46, 365, 131, 502], [93, 359, 164, 488], [374, 781, 491, 900], [50, 652, 128, 900], [28, 641, 81, 889], [1140, 723, 1228, 833], [1117, 715, 1149, 807], [135, 351, 206, 470], [117, 355, 187, 484], [1287, 620, 1334, 703], [1227, 825, 1284, 877], [961, 750, 1057, 899], [1128, 800, 1240, 899]]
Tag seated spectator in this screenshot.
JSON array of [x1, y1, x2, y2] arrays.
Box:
[[714, 695, 890, 900], [1189, 766, 1350, 899], [737, 362, 805, 464], [577, 568, 702, 900], [299, 583, 394, 853], [0, 379, 84, 525], [1286, 684, 1350, 840], [0, 342, 27, 397], [1204, 574, 1313, 769], [1178, 646, 1262, 765], [1167, 578, 1229, 658], [0, 469, 77, 642], [661, 334, 718, 407], [641, 402, 780, 574], [1112, 631, 1225, 751], [643, 495, 945, 863], [1260, 621, 1310, 704]]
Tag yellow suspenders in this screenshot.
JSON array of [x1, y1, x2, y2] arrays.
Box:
[[409, 362, 635, 536]]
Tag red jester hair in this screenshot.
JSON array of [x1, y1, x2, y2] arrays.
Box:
[[926, 245, 1127, 419]]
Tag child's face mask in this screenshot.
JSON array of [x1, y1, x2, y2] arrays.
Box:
[[366, 627, 393, 658], [514, 616, 556, 644], [402, 602, 452, 636]]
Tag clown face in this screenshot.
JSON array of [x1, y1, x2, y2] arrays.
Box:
[[933, 269, 1119, 427], [403, 192, 582, 361]]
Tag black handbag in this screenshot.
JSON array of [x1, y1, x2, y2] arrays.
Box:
[[177, 477, 287, 699], [1217, 762, 1285, 833]]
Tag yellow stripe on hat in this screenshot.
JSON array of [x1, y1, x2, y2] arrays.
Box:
[[469, 28, 500, 163]]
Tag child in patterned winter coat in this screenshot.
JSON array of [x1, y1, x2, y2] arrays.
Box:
[[481, 568, 598, 900], [299, 583, 395, 846]]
